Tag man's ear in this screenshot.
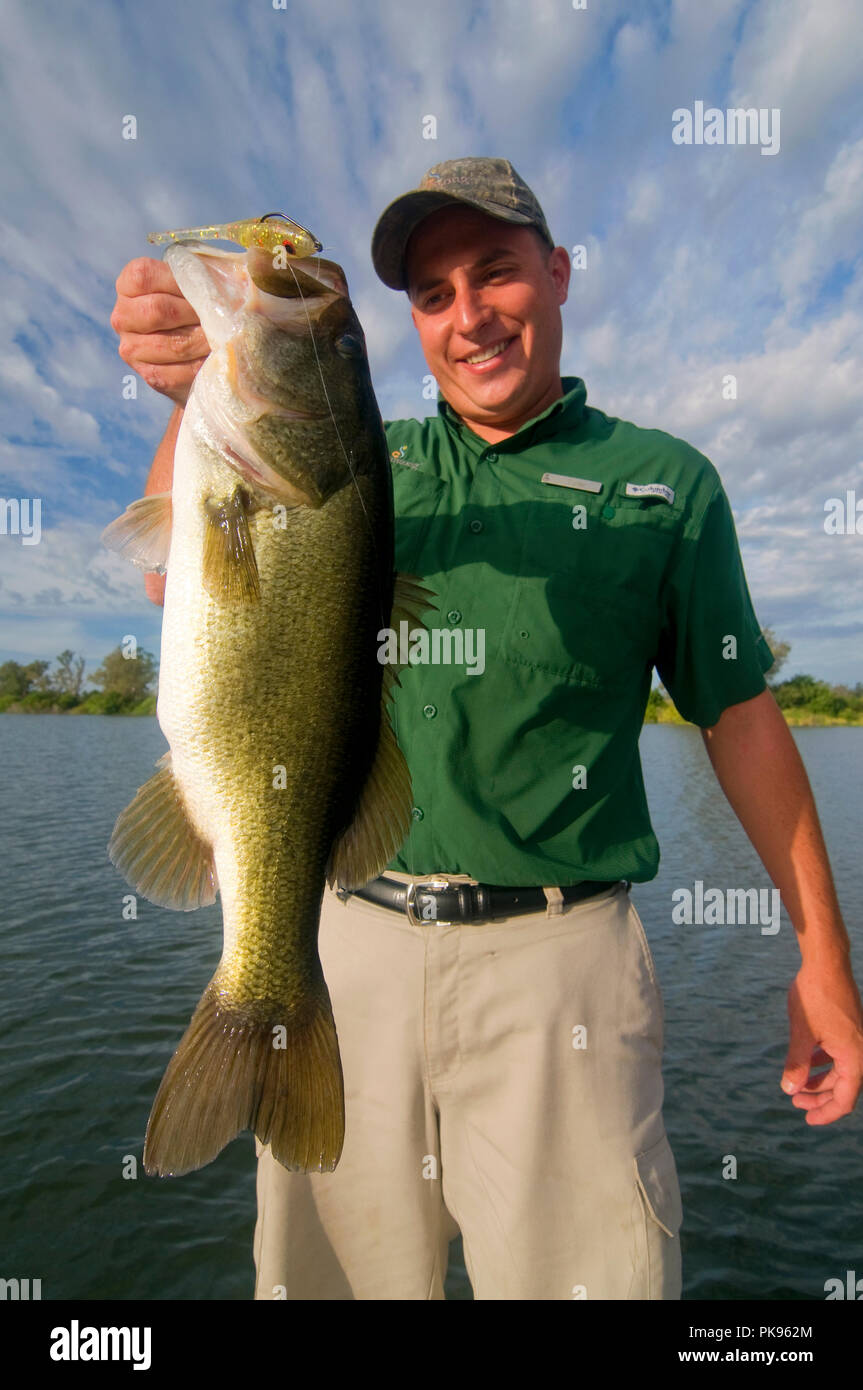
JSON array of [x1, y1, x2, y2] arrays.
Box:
[[548, 245, 571, 305]]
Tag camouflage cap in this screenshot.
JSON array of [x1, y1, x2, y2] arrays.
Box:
[[371, 156, 555, 291]]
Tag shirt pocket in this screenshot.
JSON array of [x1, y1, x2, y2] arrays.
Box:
[[391, 466, 448, 574], [498, 495, 671, 689]]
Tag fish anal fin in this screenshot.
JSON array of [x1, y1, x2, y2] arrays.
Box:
[[108, 751, 217, 910], [143, 984, 345, 1176], [202, 488, 261, 603], [101, 492, 173, 573]]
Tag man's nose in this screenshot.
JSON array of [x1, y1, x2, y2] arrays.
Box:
[[451, 280, 494, 335]]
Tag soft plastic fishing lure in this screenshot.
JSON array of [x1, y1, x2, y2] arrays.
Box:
[[147, 212, 322, 257]]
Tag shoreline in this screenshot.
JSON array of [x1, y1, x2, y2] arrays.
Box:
[[1, 707, 860, 727]]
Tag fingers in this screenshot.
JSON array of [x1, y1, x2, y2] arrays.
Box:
[[132, 358, 208, 404], [111, 289, 202, 337], [116, 324, 210, 366], [110, 255, 209, 407], [787, 1047, 835, 1093], [789, 1057, 862, 1124], [111, 256, 203, 336], [797, 1075, 859, 1124], [114, 256, 185, 302]]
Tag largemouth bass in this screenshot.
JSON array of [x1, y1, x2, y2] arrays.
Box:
[[103, 242, 431, 1177]]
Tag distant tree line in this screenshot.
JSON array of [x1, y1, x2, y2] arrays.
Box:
[[646, 628, 863, 725], [0, 646, 158, 714], [2, 627, 859, 723]]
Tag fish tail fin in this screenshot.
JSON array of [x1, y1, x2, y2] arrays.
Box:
[[142, 981, 344, 1177]]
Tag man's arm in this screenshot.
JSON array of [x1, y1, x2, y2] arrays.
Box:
[[700, 686, 863, 1123], [111, 256, 209, 605]]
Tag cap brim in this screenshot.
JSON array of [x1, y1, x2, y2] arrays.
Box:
[[371, 189, 535, 291]]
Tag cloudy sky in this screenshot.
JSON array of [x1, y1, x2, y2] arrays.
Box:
[[1, 0, 861, 684]]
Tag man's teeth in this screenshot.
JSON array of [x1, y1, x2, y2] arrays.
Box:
[[464, 338, 511, 365]]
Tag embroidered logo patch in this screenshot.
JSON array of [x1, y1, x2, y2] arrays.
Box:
[[390, 445, 422, 470], [624, 482, 675, 504]]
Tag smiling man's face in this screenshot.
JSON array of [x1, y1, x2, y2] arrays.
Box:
[[405, 204, 571, 443]]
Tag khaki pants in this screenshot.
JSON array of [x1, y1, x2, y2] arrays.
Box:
[[253, 871, 682, 1300]]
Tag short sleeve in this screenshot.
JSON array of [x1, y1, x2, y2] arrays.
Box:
[[655, 483, 774, 727]]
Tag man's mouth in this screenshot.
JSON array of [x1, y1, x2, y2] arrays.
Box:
[[458, 336, 517, 369]]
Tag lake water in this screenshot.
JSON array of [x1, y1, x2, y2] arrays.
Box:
[[0, 716, 860, 1300]]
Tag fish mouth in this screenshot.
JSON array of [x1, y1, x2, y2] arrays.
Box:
[[163, 242, 348, 345], [163, 243, 249, 351], [164, 242, 348, 505], [245, 248, 348, 303]]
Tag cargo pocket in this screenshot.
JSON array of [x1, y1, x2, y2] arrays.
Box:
[[497, 493, 669, 687], [632, 1132, 683, 1299], [500, 574, 657, 690]]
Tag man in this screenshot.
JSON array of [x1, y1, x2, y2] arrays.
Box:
[[112, 157, 863, 1301]]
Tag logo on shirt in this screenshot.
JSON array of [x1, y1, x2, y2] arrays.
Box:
[[624, 482, 675, 505], [390, 446, 422, 470]]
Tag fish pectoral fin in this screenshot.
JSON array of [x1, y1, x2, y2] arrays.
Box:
[[108, 751, 217, 910], [202, 489, 261, 603], [325, 694, 413, 893], [324, 574, 436, 892], [390, 570, 438, 635], [143, 983, 345, 1176], [100, 492, 173, 573]]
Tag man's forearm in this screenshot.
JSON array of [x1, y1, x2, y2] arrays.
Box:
[[147, 403, 182, 494], [143, 405, 182, 604], [700, 688, 851, 967]]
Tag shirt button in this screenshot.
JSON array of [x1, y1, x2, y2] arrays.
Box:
[[411, 806, 424, 821], [423, 704, 437, 719], [602, 504, 615, 518], [447, 609, 461, 624], [485, 451, 498, 463], [469, 519, 483, 533]]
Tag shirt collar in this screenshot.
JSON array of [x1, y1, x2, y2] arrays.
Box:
[[437, 375, 588, 452]]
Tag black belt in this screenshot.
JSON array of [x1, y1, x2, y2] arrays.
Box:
[[336, 875, 628, 925]]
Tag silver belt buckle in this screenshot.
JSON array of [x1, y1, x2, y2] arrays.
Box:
[[405, 878, 454, 926]]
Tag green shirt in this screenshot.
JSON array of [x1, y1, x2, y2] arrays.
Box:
[[382, 375, 774, 885]]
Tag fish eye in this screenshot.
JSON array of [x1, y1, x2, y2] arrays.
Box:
[[282, 241, 297, 255], [335, 333, 363, 357]]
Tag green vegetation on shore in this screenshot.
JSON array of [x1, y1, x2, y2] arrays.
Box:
[[0, 627, 859, 723], [0, 646, 157, 715], [644, 628, 863, 726]]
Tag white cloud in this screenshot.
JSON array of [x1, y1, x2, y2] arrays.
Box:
[[778, 137, 863, 309]]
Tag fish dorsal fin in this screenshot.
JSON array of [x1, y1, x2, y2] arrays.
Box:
[[108, 751, 218, 910], [325, 571, 437, 891], [202, 489, 261, 603], [100, 492, 173, 573]]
